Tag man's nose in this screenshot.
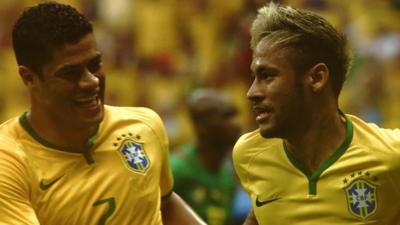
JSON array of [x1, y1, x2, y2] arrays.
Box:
[[79, 69, 99, 89], [247, 78, 264, 102]]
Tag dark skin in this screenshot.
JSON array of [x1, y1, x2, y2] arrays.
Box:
[[196, 141, 227, 173], [188, 89, 240, 173], [161, 192, 205, 225], [19, 33, 206, 225], [243, 210, 258, 225], [19, 34, 104, 151]]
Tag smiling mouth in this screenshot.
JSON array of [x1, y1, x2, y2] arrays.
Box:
[[256, 112, 270, 121], [74, 95, 100, 108], [253, 106, 272, 122]]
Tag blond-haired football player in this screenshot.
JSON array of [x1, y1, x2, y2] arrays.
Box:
[[233, 2, 400, 225]]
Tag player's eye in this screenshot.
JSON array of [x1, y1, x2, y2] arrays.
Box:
[[258, 68, 277, 80], [88, 62, 103, 73], [55, 67, 84, 81], [87, 59, 102, 74]]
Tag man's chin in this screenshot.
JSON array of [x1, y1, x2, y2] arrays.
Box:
[[258, 124, 279, 139], [77, 108, 104, 128]]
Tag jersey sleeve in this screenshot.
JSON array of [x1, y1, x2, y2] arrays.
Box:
[[364, 124, 400, 194], [146, 108, 174, 197], [0, 144, 40, 224], [232, 134, 251, 195], [384, 128, 400, 191], [169, 150, 188, 197]]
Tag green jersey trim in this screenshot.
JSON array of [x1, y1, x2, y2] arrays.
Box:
[[19, 112, 98, 164], [283, 112, 354, 195], [93, 197, 116, 225], [161, 189, 174, 200]]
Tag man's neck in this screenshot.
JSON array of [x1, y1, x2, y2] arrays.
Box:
[[27, 112, 97, 152], [196, 142, 228, 174], [284, 111, 346, 172]]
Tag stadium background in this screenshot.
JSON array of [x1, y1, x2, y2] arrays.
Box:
[[0, 0, 399, 150]]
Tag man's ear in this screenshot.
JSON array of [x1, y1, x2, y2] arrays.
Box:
[[18, 65, 36, 86], [306, 63, 329, 93]]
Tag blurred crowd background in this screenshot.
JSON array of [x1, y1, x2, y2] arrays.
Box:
[[0, 0, 399, 224], [0, 0, 399, 154]]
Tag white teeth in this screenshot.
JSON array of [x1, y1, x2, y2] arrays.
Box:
[[76, 96, 98, 104]]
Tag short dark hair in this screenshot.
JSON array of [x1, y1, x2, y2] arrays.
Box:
[[251, 2, 351, 97], [12, 2, 93, 74]]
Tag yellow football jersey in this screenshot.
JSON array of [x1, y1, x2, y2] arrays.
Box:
[[0, 105, 173, 225], [233, 114, 400, 224]]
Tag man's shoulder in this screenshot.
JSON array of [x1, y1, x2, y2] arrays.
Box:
[[0, 116, 23, 152], [0, 135, 21, 153], [349, 114, 400, 145], [233, 129, 281, 166], [104, 105, 163, 127], [348, 114, 400, 161], [232, 130, 282, 193], [234, 129, 281, 153], [0, 134, 27, 178], [103, 105, 168, 143], [235, 129, 263, 146], [105, 105, 159, 119]]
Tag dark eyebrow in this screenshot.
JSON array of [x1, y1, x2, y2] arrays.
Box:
[[255, 65, 279, 75], [54, 64, 81, 77], [89, 54, 102, 64], [54, 53, 102, 77]]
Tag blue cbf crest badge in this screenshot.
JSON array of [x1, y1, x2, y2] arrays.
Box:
[[119, 140, 150, 173], [345, 179, 377, 219]]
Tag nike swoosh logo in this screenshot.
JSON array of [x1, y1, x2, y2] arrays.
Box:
[[255, 196, 280, 207], [39, 175, 64, 190]]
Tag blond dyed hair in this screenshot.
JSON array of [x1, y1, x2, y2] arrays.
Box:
[[250, 2, 351, 97]]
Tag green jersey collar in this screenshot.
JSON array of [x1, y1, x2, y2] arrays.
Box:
[[283, 111, 354, 195], [19, 112, 99, 164]]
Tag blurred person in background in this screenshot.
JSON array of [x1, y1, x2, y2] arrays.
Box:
[[233, 2, 400, 225], [0, 2, 205, 225], [171, 88, 248, 225]]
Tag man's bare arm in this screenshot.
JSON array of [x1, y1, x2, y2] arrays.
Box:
[[161, 192, 206, 225], [243, 209, 258, 225]]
